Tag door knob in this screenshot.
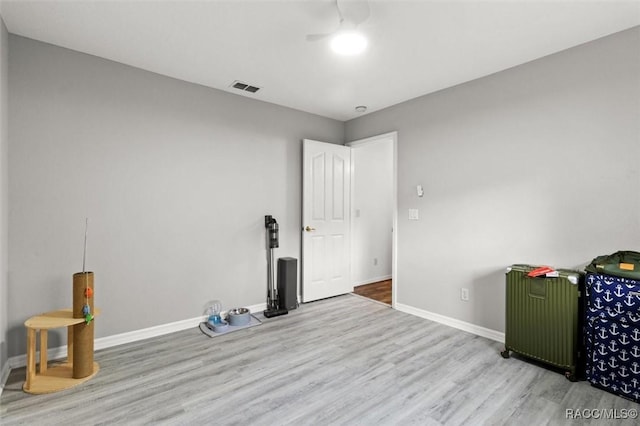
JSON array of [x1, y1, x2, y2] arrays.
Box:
[[304, 226, 316, 232]]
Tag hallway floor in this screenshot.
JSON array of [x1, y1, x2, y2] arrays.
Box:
[[353, 279, 391, 305]]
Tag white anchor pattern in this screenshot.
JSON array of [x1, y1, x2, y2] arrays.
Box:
[[585, 273, 640, 401]]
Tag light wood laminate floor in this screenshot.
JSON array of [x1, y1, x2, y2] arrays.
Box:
[[1, 295, 637, 425]]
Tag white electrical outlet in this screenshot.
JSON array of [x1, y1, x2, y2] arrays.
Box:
[[461, 288, 469, 301]]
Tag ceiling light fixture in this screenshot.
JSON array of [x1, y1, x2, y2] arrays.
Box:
[[330, 31, 368, 55]]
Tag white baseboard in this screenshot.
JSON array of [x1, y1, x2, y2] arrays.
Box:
[[7, 302, 268, 370], [395, 303, 505, 343], [353, 275, 392, 287], [0, 360, 10, 398]]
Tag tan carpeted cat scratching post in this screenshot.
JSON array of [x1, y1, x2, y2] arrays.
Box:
[[72, 271, 95, 378], [22, 219, 100, 394]]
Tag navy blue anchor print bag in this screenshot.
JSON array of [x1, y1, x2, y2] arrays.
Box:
[[585, 272, 640, 401]]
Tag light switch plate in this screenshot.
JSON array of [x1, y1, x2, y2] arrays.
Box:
[[408, 209, 419, 220]]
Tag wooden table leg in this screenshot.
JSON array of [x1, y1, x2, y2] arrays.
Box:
[[68, 325, 74, 365], [39, 329, 48, 374], [25, 328, 36, 390]]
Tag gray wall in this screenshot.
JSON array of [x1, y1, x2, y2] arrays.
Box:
[[0, 17, 8, 373], [7, 35, 344, 357], [345, 27, 640, 333]]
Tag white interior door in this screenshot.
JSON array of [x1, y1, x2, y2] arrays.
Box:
[[302, 139, 351, 302]]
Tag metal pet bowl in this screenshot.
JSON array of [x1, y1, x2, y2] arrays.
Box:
[[227, 308, 251, 326]]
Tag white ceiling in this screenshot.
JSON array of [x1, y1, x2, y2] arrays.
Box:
[[1, 0, 639, 121]]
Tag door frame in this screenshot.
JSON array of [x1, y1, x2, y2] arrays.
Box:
[[346, 131, 398, 308]]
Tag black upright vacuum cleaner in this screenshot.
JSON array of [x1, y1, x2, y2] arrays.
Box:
[[264, 215, 288, 318]]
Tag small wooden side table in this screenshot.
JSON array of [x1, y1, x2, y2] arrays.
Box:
[[23, 308, 100, 394]]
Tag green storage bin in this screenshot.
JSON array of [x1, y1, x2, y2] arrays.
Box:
[[501, 264, 584, 381]]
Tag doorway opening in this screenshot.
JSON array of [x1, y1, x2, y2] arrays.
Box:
[[347, 132, 397, 307]]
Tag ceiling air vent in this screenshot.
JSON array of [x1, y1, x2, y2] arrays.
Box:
[[231, 80, 261, 94]]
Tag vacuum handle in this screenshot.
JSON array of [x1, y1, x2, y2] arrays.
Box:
[[265, 215, 279, 248], [268, 222, 279, 248]]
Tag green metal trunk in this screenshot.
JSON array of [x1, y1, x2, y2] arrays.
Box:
[[503, 264, 583, 380]]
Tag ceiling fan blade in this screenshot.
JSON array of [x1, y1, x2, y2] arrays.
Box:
[[306, 33, 332, 42], [305, 0, 367, 42], [338, 0, 370, 27]]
